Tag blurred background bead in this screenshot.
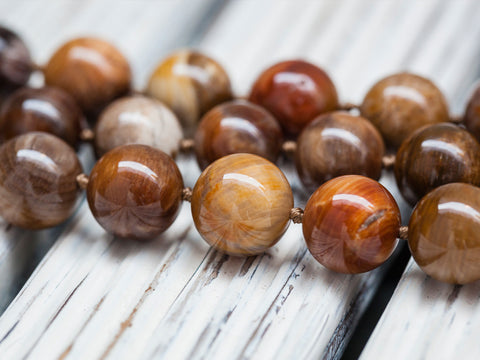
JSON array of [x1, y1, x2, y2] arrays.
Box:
[[464, 83, 480, 142], [408, 183, 480, 284], [0, 132, 82, 229], [147, 50, 232, 137], [361, 73, 449, 149], [194, 100, 282, 170], [87, 144, 183, 240], [0, 86, 83, 147], [395, 123, 480, 206], [303, 175, 400, 274], [0, 26, 32, 89], [44, 37, 131, 115], [248, 60, 338, 137], [295, 111, 385, 192], [94, 96, 183, 157], [191, 153, 293, 255]]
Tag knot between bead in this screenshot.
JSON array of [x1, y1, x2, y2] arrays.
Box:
[[179, 138, 195, 153], [289, 207, 304, 224], [399, 225, 408, 240], [76, 173, 89, 190], [182, 187, 193, 202]]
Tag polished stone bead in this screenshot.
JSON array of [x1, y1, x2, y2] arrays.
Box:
[[464, 84, 480, 142], [248, 60, 338, 137], [395, 123, 480, 206], [0, 26, 32, 89], [0, 132, 82, 229], [361, 73, 449, 149], [147, 50, 233, 136], [408, 183, 480, 284], [87, 144, 183, 240], [295, 111, 385, 192], [303, 175, 400, 274], [194, 100, 283, 169], [191, 153, 293, 255], [94, 96, 183, 157]]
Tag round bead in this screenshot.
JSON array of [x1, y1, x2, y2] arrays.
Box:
[[44, 37, 131, 114], [0, 26, 32, 89], [194, 100, 283, 169], [0, 132, 82, 229], [303, 175, 400, 274], [0, 87, 83, 147], [464, 84, 480, 142], [94, 96, 183, 157], [87, 144, 183, 240], [395, 123, 480, 206], [295, 111, 385, 192], [248, 60, 338, 137], [146, 50, 233, 136], [361, 73, 449, 149], [191, 153, 293, 255], [408, 183, 480, 284]]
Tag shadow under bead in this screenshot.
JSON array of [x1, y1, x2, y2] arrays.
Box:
[[408, 183, 480, 284], [44, 37, 131, 115], [394, 123, 480, 206], [361, 72, 449, 149], [191, 153, 293, 255], [0, 87, 83, 147], [87, 144, 183, 240], [0, 132, 83, 229], [248, 60, 338, 137], [464, 84, 480, 142], [147, 50, 233, 137], [194, 100, 283, 170], [295, 111, 385, 192], [0, 26, 32, 89], [302, 175, 400, 274]]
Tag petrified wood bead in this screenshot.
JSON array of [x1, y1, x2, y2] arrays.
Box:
[[248, 60, 338, 137], [361, 73, 449, 148], [44, 37, 131, 114], [0, 26, 32, 89], [464, 84, 480, 142], [303, 175, 400, 274], [0, 87, 83, 146], [295, 111, 385, 192], [0, 132, 82, 229], [194, 100, 283, 169], [408, 183, 480, 284], [395, 123, 480, 206], [95, 96, 183, 157], [87, 144, 183, 240], [147, 50, 233, 136], [191, 153, 293, 255]]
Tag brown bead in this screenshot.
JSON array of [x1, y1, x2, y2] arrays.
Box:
[[194, 100, 283, 170], [361, 73, 449, 149], [0, 26, 32, 89], [248, 60, 338, 137], [303, 175, 400, 274], [44, 37, 131, 114], [464, 84, 480, 142], [408, 183, 480, 284], [87, 144, 183, 240], [94, 96, 183, 157], [191, 153, 293, 255], [0, 87, 83, 147], [295, 111, 385, 192], [394, 123, 480, 206], [0, 132, 82, 229], [147, 50, 233, 136]]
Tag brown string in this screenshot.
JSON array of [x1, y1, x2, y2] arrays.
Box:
[[31, 61, 44, 72], [76, 173, 89, 190], [289, 207, 304, 224], [382, 153, 396, 169], [449, 114, 463, 124], [182, 187, 193, 202], [179, 138, 195, 153], [282, 140, 297, 156], [338, 102, 360, 111], [399, 226, 408, 240], [79, 128, 95, 142]]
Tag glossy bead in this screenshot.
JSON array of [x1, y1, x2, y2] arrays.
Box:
[[191, 153, 293, 255], [44, 37, 131, 114], [395, 123, 480, 206], [194, 100, 283, 169], [95, 96, 183, 157], [0, 132, 82, 229], [248, 60, 338, 137], [361, 73, 449, 149], [0, 87, 83, 146], [303, 175, 400, 274], [87, 144, 183, 240], [147, 50, 233, 136], [464, 84, 480, 142], [295, 111, 385, 192], [408, 183, 480, 284], [0, 26, 32, 89]]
